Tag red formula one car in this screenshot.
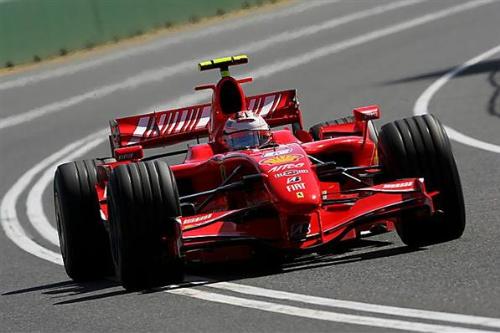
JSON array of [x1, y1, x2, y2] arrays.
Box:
[[54, 55, 465, 290]]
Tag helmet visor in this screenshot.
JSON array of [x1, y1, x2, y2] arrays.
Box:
[[225, 130, 270, 150]]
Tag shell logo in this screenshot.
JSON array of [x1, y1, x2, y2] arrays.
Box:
[[260, 154, 302, 165]]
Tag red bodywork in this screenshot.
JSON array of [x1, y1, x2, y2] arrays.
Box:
[[96, 73, 435, 262]]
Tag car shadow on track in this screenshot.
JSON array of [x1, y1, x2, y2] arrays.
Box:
[[1, 278, 126, 305], [183, 239, 424, 284], [2, 239, 424, 304], [383, 58, 500, 117]]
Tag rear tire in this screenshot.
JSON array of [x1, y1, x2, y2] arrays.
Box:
[[310, 116, 355, 140], [378, 114, 465, 247], [309, 116, 378, 142], [54, 159, 112, 281], [108, 160, 184, 291]]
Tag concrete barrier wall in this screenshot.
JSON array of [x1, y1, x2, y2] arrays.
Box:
[[0, 0, 266, 68]]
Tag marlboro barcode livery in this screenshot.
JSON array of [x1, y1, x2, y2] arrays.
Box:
[[54, 55, 465, 290], [111, 89, 298, 148]]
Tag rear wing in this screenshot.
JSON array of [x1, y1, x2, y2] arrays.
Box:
[[110, 89, 300, 149], [110, 102, 212, 149]]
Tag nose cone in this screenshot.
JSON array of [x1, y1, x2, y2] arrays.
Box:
[[269, 171, 321, 212], [259, 150, 320, 213]]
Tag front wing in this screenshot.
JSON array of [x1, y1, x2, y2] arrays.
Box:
[[180, 178, 434, 252]]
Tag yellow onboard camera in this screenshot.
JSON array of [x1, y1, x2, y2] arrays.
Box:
[[198, 55, 248, 77]]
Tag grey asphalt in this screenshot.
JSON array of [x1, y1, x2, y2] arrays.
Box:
[[1, 0, 499, 331]]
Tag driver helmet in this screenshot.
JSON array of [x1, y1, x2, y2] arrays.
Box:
[[222, 111, 271, 150]]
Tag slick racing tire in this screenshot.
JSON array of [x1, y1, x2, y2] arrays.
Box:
[[54, 159, 112, 281], [378, 114, 465, 247], [309, 116, 378, 142], [108, 160, 184, 291]]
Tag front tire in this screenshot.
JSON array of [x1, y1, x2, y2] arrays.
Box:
[[108, 160, 184, 291], [54, 159, 112, 280], [378, 114, 465, 247]]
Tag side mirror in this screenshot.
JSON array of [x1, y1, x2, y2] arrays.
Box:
[[114, 145, 144, 161], [353, 105, 380, 121]]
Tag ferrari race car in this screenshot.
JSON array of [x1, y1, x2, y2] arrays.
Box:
[[54, 55, 465, 290]]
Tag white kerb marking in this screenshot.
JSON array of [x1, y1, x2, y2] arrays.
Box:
[[0, 0, 425, 130], [414, 43, 500, 154], [0, 0, 337, 91], [167, 288, 499, 333], [208, 282, 500, 329]]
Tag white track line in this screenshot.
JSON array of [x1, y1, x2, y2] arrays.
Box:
[[0, 129, 107, 264], [248, 0, 498, 80], [0, 1, 337, 91], [207, 282, 500, 329], [26, 134, 108, 246], [167, 288, 498, 333], [0, 0, 427, 130], [414, 43, 500, 154]]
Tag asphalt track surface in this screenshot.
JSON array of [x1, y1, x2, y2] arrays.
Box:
[[1, 0, 500, 332]]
